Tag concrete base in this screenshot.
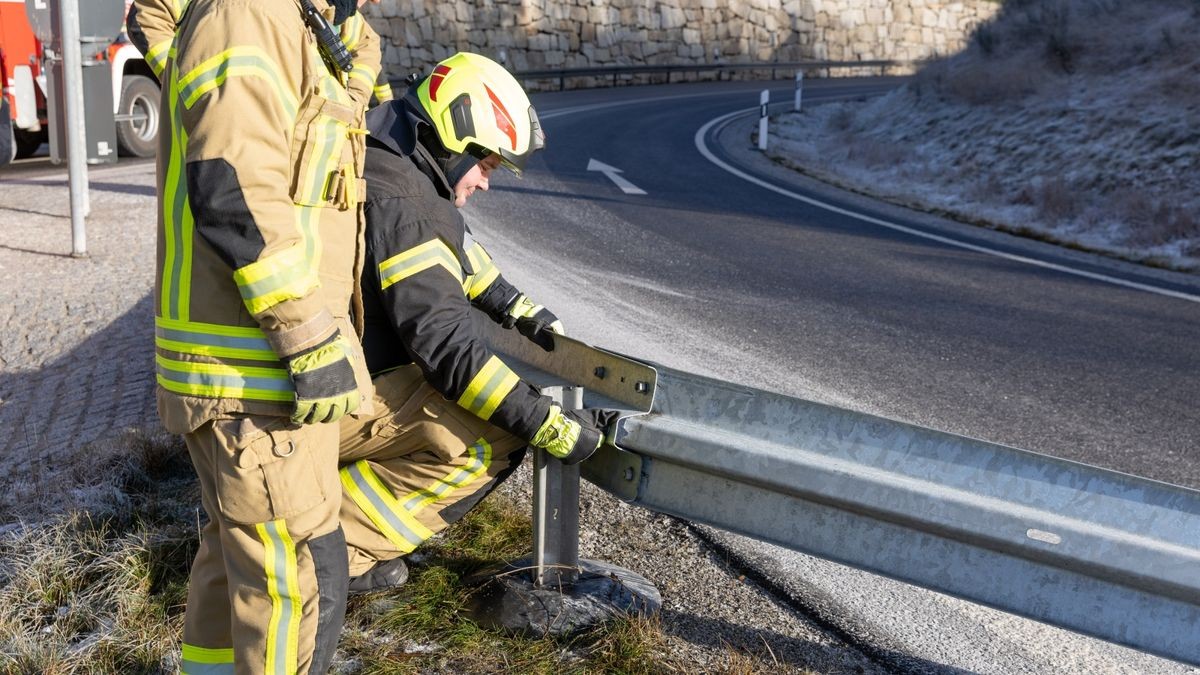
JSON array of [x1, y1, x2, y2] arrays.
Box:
[[466, 557, 661, 637]]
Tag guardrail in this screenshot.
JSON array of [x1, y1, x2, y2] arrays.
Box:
[[513, 59, 907, 91], [486, 323, 1200, 666]]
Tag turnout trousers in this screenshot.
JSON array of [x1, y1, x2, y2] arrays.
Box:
[[337, 365, 527, 576], [181, 418, 347, 675]]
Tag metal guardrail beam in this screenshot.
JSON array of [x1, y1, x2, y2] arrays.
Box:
[[486, 323, 1200, 665], [389, 59, 909, 92]]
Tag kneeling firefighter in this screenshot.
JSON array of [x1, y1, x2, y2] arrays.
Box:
[[336, 52, 618, 590]]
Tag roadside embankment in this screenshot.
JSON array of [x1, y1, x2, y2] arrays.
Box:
[[767, 0, 1200, 273]]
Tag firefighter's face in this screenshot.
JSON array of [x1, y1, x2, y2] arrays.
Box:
[[454, 154, 502, 207]]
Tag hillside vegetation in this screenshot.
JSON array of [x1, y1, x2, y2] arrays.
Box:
[[771, 0, 1200, 271]]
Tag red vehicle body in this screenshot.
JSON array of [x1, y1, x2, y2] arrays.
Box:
[[1, 0, 158, 164]]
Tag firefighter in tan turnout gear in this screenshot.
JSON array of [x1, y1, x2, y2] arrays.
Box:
[[335, 52, 619, 590], [142, 0, 380, 671]]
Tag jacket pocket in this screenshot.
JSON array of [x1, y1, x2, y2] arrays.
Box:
[[214, 417, 329, 524], [289, 94, 360, 208]]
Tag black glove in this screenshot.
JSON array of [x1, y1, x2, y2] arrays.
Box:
[[503, 294, 563, 351], [531, 406, 621, 465], [281, 330, 361, 424]]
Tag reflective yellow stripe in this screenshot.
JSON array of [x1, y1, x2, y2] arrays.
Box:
[[456, 356, 519, 420], [257, 521, 301, 675], [163, 44, 194, 321], [178, 47, 298, 119], [373, 83, 394, 102], [181, 644, 234, 675], [341, 14, 363, 51], [378, 239, 462, 290], [155, 354, 293, 402], [232, 245, 320, 316], [464, 244, 500, 299], [155, 317, 278, 361], [340, 461, 433, 553], [146, 39, 170, 77], [402, 438, 491, 514], [349, 63, 377, 91]]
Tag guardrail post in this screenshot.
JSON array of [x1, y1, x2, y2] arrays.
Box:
[[794, 71, 804, 111], [757, 89, 769, 151], [532, 386, 581, 587]]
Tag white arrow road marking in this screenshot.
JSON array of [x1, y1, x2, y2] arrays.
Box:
[[587, 158, 647, 195]]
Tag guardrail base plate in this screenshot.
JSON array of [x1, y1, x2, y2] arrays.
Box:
[[466, 557, 661, 637]]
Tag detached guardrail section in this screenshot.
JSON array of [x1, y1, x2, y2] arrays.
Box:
[[488, 325, 1200, 665]]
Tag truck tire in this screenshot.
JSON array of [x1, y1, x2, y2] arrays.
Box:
[[115, 74, 160, 158], [0, 99, 13, 166], [13, 128, 43, 159]]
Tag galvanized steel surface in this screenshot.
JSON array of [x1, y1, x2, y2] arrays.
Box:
[[603, 367, 1200, 666]]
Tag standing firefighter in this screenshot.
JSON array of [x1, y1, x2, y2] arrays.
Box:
[[143, 0, 380, 672], [335, 52, 618, 590]]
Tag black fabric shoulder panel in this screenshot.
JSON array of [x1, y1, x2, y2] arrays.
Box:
[[185, 158, 266, 270]]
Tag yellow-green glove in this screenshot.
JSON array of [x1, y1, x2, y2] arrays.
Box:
[[503, 294, 563, 351], [531, 404, 620, 465], [283, 331, 361, 425]]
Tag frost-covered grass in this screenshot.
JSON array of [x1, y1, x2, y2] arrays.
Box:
[[0, 435, 786, 673], [769, 0, 1200, 273]]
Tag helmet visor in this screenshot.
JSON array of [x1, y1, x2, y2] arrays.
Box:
[[495, 105, 545, 177]]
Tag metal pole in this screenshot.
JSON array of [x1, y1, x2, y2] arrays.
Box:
[[532, 386, 583, 588], [794, 71, 804, 112], [59, 0, 88, 256], [757, 89, 769, 152]]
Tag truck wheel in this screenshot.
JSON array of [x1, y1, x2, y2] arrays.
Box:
[[0, 99, 13, 166], [116, 74, 160, 158], [14, 128, 44, 159]]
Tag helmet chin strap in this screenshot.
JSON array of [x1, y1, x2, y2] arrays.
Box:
[[329, 0, 358, 25]]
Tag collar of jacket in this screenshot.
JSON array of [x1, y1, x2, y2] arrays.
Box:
[[366, 97, 455, 199]]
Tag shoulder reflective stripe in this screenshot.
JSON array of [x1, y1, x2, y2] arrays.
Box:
[[349, 64, 376, 91], [378, 239, 463, 290], [340, 14, 363, 51], [340, 461, 433, 552], [256, 520, 301, 675], [155, 317, 278, 361], [156, 355, 293, 401], [146, 40, 170, 77], [402, 438, 491, 513], [178, 47, 299, 119], [233, 245, 320, 316], [456, 356, 519, 420], [181, 644, 234, 675]]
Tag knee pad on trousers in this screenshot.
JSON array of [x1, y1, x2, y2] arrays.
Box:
[[308, 526, 349, 673]]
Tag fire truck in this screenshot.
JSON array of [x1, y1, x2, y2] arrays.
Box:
[[1, 0, 158, 164]]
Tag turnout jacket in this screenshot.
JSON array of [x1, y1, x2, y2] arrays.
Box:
[[360, 99, 552, 442], [150, 0, 381, 433], [128, 0, 382, 105]]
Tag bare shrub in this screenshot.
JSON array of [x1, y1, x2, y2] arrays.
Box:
[[825, 105, 855, 133], [845, 137, 906, 169], [1017, 176, 1079, 223], [1111, 188, 1200, 245]]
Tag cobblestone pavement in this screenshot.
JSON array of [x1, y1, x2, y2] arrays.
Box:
[[0, 162, 159, 512]]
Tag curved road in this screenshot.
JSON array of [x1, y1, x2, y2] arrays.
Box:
[[465, 78, 1200, 672]]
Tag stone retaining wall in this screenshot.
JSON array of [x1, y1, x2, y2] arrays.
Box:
[[363, 0, 999, 87]]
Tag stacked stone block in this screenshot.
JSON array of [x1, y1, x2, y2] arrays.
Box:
[[364, 0, 998, 88]]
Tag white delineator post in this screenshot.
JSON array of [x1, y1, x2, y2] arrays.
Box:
[[60, 0, 89, 256], [757, 89, 769, 151], [794, 71, 804, 112]]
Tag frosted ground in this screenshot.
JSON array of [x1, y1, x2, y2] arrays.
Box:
[[769, 0, 1199, 273]]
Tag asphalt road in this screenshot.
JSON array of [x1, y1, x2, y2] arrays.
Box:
[[463, 78, 1200, 673]]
